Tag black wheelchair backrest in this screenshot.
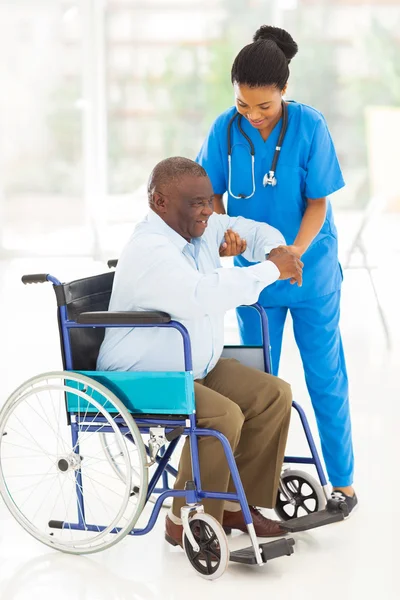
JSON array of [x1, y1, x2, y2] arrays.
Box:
[[54, 271, 115, 371]]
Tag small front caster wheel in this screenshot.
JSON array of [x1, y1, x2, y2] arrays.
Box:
[[183, 513, 229, 580]]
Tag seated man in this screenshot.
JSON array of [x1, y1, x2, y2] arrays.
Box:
[[97, 157, 303, 546]]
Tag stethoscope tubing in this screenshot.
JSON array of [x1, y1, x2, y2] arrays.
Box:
[[227, 101, 288, 199]]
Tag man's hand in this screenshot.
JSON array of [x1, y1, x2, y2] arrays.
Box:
[[268, 246, 303, 286], [219, 229, 247, 257]]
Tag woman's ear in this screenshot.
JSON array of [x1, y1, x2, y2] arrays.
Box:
[[282, 83, 288, 98]]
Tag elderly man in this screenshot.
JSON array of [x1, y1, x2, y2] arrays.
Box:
[[97, 157, 303, 546]]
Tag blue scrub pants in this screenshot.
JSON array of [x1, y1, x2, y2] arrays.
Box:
[[236, 290, 354, 487]]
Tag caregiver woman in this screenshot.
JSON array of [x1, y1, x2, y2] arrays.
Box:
[[196, 25, 357, 514]]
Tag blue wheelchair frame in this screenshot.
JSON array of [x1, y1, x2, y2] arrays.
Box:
[[48, 272, 327, 542]]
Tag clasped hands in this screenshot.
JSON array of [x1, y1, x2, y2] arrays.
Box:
[[220, 229, 303, 286]]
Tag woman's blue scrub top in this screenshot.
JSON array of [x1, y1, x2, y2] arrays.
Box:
[[196, 101, 345, 307]]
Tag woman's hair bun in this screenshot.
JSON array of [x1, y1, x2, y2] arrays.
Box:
[[253, 25, 298, 62]]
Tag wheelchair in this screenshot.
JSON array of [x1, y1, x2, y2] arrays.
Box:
[[0, 265, 348, 580]]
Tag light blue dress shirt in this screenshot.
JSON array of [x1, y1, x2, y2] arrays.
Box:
[[97, 210, 285, 379]]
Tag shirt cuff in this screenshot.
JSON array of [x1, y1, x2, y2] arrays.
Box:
[[249, 260, 280, 286]]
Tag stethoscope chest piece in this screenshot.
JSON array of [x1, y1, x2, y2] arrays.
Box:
[[263, 171, 277, 187]]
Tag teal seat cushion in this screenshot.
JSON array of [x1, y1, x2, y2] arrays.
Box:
[[66, 370, 195, 415]]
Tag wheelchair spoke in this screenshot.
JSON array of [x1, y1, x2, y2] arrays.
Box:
[[74, 479, 88, 531], [17, 466, 58, 509], [279, 499, 292, 507], [207, 548, 220, 561], [287, 480, 300, 494], [199, 521, 206, 543], [57, 473, 76, 539], [84, 473, 115, 524], [75, 476, 125, 527], [6, 472, 58, 478], [77, 391, 100, 446], [29, 393, 69, 455], [81, 464, 124, 483], [29, 473, 63, 524], [0, 439, 55, 457], [80, 472, 125, 499], [74, 383, 110, 451], [10, 471, 58, 497], [205, 551, 212, 574], [73, 477, 99, 532], [82, 430, 140, 474], [73, 418, 118, 453], [77, 435, 125, 466], [52, 387, 67, 455], [3, 425, 55, 464], [302, 492, 317, 500]]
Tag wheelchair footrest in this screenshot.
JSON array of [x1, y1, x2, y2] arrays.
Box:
[[229, 537, 295, 565], [279, 508, 346, 533]]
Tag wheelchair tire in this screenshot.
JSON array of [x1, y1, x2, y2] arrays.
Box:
[[183, 513, 229, 580], [0, 371, 148, 554], [275, 469, 326, 521]]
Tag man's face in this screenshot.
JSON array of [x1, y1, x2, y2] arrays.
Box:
[[154, 174, 214, 241]]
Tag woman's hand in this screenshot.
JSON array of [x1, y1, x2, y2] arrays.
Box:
[[219, 229, 247, 257], [280, 244, 305, 259]]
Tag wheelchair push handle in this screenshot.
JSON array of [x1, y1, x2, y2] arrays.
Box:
[[22, 274, 50, 285], [107, 259, 118, 269], [21, 274, 61, 286]]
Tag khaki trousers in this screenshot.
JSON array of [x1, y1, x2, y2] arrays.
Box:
[[172, 358, 292, 523]]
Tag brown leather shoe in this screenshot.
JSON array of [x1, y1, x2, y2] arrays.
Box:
[[165, 514, 184, 547], [223, 506, 287, 537]]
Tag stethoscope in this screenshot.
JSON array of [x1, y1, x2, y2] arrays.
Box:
[[227, 100, 288, 199]]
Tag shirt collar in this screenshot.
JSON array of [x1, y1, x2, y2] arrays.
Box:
[[147, 209, 203, 253]]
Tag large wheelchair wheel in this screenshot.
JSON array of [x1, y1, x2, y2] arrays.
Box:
[[0, 372, 148, 554], [275, 469, 326, 521]]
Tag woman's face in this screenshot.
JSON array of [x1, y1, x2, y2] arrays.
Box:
[[233, 83, 286, 131]]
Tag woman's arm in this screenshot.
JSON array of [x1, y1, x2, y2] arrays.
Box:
[[213, 194, 226, 214], [214, 213, 285, 262], [286, 197, 327, 258]]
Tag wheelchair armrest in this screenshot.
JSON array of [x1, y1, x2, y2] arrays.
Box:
[[76, 311, 171, 325]]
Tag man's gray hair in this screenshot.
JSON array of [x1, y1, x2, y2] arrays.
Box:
[[147, 157, 207, 204]]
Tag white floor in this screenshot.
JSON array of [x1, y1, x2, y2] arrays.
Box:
[[0, 213, 399, 599]]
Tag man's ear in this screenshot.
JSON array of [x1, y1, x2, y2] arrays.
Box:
[[152, 191, 168, 213]]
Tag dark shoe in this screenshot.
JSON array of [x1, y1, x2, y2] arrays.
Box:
[[327, 491, 358, 517], [165, 514, 183, 547], [223, 506, 287, 537]]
